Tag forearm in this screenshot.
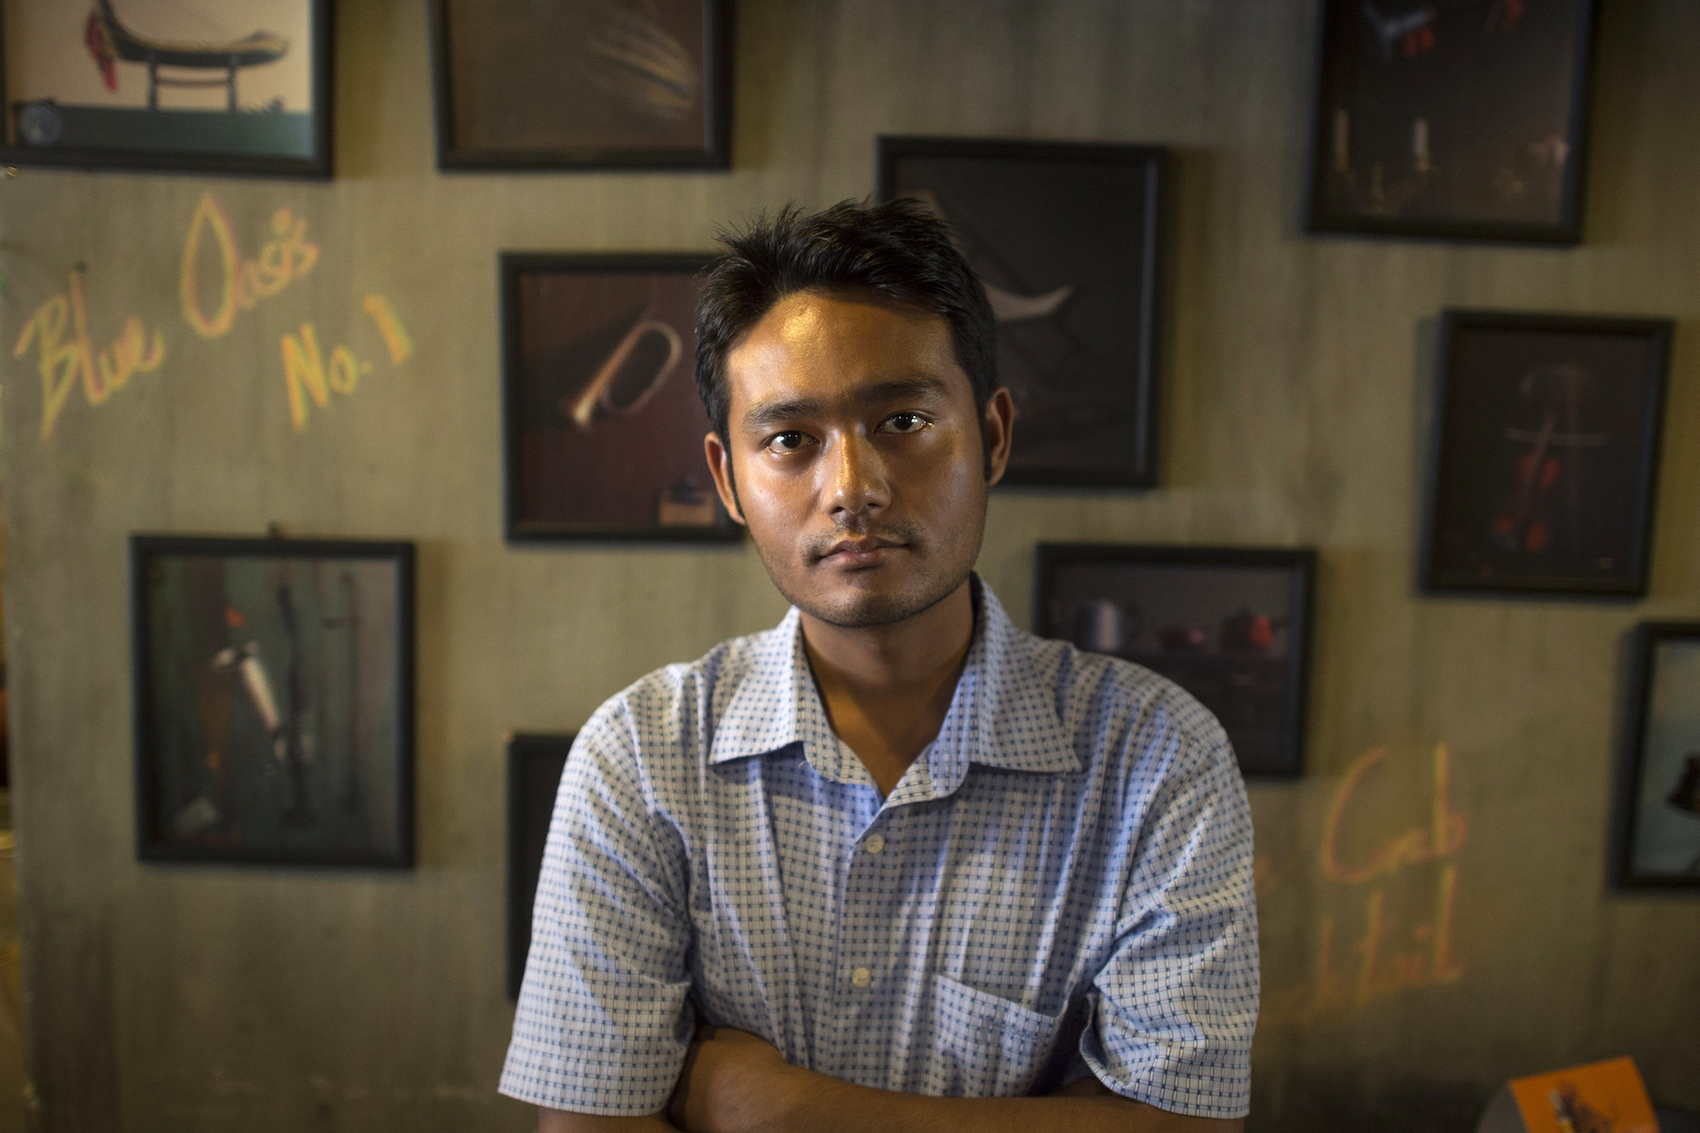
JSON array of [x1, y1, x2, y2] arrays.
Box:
[[539, 1107, 680, 1133], [755, 1069, 1239, 1133]]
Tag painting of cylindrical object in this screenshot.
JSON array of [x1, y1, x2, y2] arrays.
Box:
[[130, 534, 415, 867], [500, 252, 740, 542]]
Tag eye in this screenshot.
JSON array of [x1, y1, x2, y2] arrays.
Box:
[[765, 430, 814, 454], [882, 412, 931, 435]]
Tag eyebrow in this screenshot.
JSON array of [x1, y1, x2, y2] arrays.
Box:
[[741, 376, 953, 432]]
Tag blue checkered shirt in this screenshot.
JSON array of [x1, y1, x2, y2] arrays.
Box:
[[500, 581, 1258, 1117]]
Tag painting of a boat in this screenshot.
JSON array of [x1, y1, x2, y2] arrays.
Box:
[[2, 0, 328, 175]]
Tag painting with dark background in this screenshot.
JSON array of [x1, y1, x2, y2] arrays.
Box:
[[1307, 0, 1596, 241], [508, 733, 572, 997], [1, 0, 327, 174], [1619, 625, 1700, 888], [1424, 312, 1670, 595], [880, 139, 1165, 486], [1038, 546, 1314, 777], [432, 0, 729, 167], [503, 254, 737, 541], [131, 537, 414, 866]]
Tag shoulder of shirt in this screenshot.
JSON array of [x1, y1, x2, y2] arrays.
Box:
[[575, 622, 781, 750], [1012, 623, 1234, 778]]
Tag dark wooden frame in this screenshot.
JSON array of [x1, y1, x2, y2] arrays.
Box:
[[1034, 543, 1317, 778], [129, 534, 415, 867], [429, 0, 733, 170], [877, 136, 1167, 487], [1420, 310, 1673, 597], [1613, 622, 1700, 890], [500, 251, 741, 543], [0, 0, 333, 178], [507, 732, 574, 997], [1303, 0, 1599, 244]]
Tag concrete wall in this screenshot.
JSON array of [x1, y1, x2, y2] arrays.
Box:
[[1, 1, 1696, 1130]]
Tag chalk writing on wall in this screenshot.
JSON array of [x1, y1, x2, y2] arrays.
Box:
[[10, 193, 415, 440], [12, 269, 166, 439], [1263, 743, 1468, 1027], [179, 193, 320, 340]]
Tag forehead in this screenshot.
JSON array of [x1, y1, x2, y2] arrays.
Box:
[[724, 289, 970, 410]]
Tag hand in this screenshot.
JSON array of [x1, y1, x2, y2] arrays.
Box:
[[667, 1025, 795, 1133]]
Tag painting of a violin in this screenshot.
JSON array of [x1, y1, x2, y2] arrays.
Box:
[[1424, 311, 1672, 597]]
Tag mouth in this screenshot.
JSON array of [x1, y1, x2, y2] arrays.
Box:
[[815, 535, 906, 570]]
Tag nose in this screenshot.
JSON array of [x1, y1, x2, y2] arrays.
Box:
[[823, 429, 889, 521]]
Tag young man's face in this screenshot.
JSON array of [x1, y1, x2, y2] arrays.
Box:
[[705, 289, 1012, 629]]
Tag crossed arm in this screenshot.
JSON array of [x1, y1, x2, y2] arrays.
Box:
[[537, 1025, 1244, 1133]]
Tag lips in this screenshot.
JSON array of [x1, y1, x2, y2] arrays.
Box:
[[817, 536, 905, 569]]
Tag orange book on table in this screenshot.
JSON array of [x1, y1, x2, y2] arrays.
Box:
[[1477, 1056, 1659, 1133]]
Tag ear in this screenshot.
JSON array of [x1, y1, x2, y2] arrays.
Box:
[[703, 430, 748, 525], [982, 387, 1016, 487]]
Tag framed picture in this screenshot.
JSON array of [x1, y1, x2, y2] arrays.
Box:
[[1614, 623, 1700, 889], [130, 535, 414, 867], [1035, 544, 1316, 777], [0, 0, 332, 177], [1422, 311, 1672, 596], [1305, 0, 1598, 243], [501, 252, 740, 542], [507, 732, 573, 997], [429, 0, 732, 170], [878, 137, 1166, 487]]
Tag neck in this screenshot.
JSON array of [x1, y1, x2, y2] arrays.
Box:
[[799, 578, 976, 796]]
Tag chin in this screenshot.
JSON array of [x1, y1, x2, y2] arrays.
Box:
[[791, 568, 968, 630]]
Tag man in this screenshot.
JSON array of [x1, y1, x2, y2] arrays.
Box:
[[500, 201, 1259, 1132]]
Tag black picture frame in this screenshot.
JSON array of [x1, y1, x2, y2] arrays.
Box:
[[1613, 622, 1700, 890], [1421, 310, 1673, 597], [1035, 544, 1316, 778], [878, 137, 1166, 487], [429, 0, 732, 171], [507, 732, 574, 997], [500, 251, 741, 543], [0, 0, 333, 178], [1304, 0, 1598, 243], [130, 534, 415, 867]]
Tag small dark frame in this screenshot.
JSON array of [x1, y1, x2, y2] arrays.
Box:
[[1304, 0, 1599, 243], [507, 732, 574, 997], [0, 0, 333, 178], [1613, 622, 1700, 890], [878, 136, 1166, 487], [130, 534, 414, 867], [429, 0, 732, 170], [1421, 310, 1672, 597], [1035, 544, 1316, 778], [501, 251, 741, 543]]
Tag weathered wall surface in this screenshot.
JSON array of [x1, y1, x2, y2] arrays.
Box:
[[1, 1, 1695, 1130]]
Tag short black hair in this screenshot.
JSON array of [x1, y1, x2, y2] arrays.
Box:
[[694, 198, 998, 472]]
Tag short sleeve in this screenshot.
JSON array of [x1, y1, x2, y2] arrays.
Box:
[[498, 701, 696, 1115], [1082, 721, 1259, 1118]]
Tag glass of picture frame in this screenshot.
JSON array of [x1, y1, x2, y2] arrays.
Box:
[[1304, 0, 1598, 242], [129, 534, 415, 867], [500, 252, 741, 542], [1035, 544, 1316, 778], [1421, 310, 1673, 597], [878, 136, 1167, 488], [0, 0, 333, 177], [1614, 622, 1700, 890], [507, 732, 574, 997], [429, 0, 732, 170]]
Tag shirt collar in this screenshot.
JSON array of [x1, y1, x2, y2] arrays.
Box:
[[710, 577, 1081, 791]]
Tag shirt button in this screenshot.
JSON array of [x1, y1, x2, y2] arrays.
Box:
[[851, 967, 872, 988], [864, 834, 885, 855]]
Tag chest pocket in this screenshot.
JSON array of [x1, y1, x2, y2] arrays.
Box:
[[923, 973, 1066, 1097]]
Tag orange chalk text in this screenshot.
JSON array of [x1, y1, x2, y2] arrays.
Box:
[[13, 269, 165, 439]]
